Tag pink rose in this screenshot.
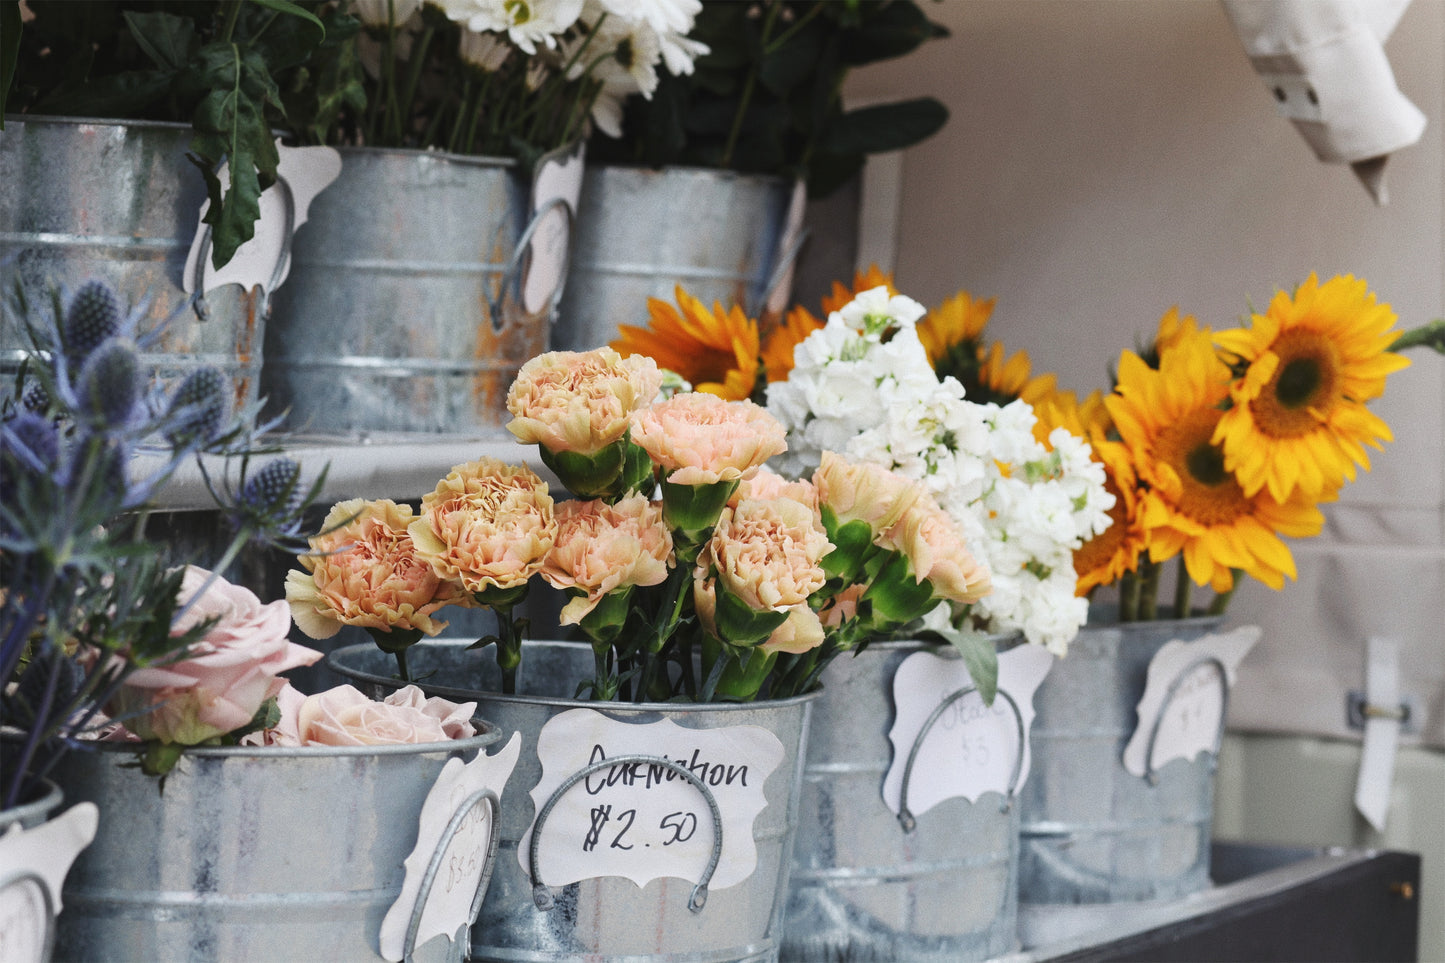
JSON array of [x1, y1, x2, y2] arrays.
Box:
[[630, 393, 787, 486], [293, 684, 478, 746], [541, 494, 674, 624], [286, 499, 466, 640], [114, 567, 322, 746], [408, 458, 557, 595], [506, 348, 664, 455]]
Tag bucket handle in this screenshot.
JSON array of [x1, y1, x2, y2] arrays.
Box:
[[190, 175, 296, 324], [487, 196, 575, 334], [403, 787, 503, 963], [897, 685, 1027, 833], [527, 752, 724, 915], [749, 225, 810, 319], [1141, 654, 1231, 786]]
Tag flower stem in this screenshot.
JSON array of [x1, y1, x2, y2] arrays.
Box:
[[395, 648, 411, 683], [1172, 556, 1193, 619], [1119, 570, 1140, 622], [1208, 570, 1243, 615], [1138, 559, 1161, 621]]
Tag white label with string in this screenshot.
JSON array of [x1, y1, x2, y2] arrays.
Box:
[[1121, 626, 1260, 778], [881, 644, 1053, 817], [520, 709, 783, 891]]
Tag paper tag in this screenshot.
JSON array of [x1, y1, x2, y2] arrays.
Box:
[[520, 709, 783, 891], [183, 143, 343, 297], [378, 733, 522, 963], [0, 799, 98, 963], [523, 141, 585, 316], [881, 644, 1053, 817], [1122, 625, 1260, 778], [1354, 636, 1401, 831]]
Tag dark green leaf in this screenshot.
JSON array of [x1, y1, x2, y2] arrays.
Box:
[[838, 1, 948, 67], [121, 10, 197, 72], [32, 69, 174, 118], [818, 98, 948, 156], [250, 0, 326, 39], [805, 151, 864, 200], [1, 1, 22, 124]]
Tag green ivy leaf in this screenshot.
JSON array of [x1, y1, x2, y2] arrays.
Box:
[[251, 0, 327, 40], [121, 10, 197, 73], [187, 41, 285, 269]]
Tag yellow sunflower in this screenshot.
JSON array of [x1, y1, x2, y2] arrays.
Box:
[[975, 340, 1060, 406], [1212, 273, 1410, 502], [917, 289, 996, 373], [1107, 328, 1325, 593], [1072, 436, 1149, 595], [819, 265, 898, 315], [610, 286, 760, 401], [1031, 388, 1110, 448], [761, 305, 826, 384]]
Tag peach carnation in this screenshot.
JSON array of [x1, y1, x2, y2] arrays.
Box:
[[813, 451, 924, 536], [506, 348, 664, 455], [286, 499, 465, 640], [732, 466, 819, 512], [701, 496, 831, 613], [630, 392, 788, 486], [408, 458, 557, 595], [541, 493, 674, 624], [879, 497, 992, 605]]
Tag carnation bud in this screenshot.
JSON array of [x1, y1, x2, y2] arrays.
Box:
[[165, 366, 231, 447], [77, 339, 142, 427], [65, 281, 124, 368]]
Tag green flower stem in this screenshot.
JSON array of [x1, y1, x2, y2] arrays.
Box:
[[494, 603, 521, 695], [394, 649, 410, 683], [1119, 569, 1140, 622], [447, 75, 476, 154], [392, 24, 436, 144], [1388, 319, 1445, 354], [1173, 556, 1193, 620], [1138, 558, 1162, 621], [722, 1, 782, 167], [217, 0, 243, 43]]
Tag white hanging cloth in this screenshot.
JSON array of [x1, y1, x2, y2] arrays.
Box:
[[1220, 0, 1427, 204]]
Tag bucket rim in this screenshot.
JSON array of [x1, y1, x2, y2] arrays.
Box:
[[2, 113, 197, 134], [0, 776, 63, 829], [1083, 605, 1227, 631], [329, 142, 520, 170], [583, 161, 797, 189], [326, 639, 823, 713], [29, 717, 504, 761]]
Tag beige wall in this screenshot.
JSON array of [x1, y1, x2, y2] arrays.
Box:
[[846, 0, 1443, 954]]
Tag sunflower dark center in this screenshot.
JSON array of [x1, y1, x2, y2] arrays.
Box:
[[1274, 357, 1322, 408], [1186, 441, 1228, 486]]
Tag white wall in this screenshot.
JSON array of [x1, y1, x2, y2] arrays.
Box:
[[846, 0, 1444, 955]]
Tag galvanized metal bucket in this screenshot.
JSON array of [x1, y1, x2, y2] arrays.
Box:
[[0, 115, 275, 412], [326, 639, 818, 963], [50, 724, 504, 962], [1017, 611, 1225, 905], [782, 640, 1022, 963], [550, 165, 803, 353], [262, 145, 563, 436]]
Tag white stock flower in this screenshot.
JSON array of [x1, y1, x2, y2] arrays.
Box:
[[765, 286, 1115, 656]]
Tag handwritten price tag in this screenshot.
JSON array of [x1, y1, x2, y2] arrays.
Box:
[[882, 644, 1053, 817], [520, 709, 783, 891], [1122, 626, 1260, 778], [379, 733, 521, 962]]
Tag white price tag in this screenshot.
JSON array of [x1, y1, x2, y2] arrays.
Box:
[[520, 709, 783, 892], [378, 733, 521, 962], [882, 644, 1053, 818], [0, 800, 98, 963], [1122, 626, 1260, 778]]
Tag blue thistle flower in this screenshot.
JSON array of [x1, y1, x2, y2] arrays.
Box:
[[2, 412, 61, 473], [165, 366, 231, 448], [21, 379, 50, 413], [64, 281, 124, 369], [239, 458, 303, 528], [77, 339, 142, 428]]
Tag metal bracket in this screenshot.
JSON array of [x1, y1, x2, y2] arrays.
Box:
[[897, 685, 1027, 832], [1347, 690, 1422, 736]]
